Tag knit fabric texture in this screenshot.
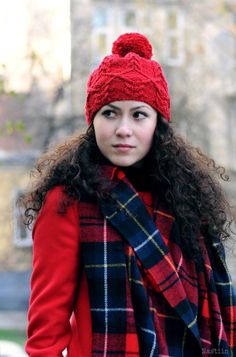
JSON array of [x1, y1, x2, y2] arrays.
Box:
[[85, 33, 170, 124]]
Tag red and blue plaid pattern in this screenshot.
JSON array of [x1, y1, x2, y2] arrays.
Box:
[[79, 167, 236, 356]]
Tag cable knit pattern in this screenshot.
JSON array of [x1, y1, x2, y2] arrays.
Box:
[[85, 33, 170, 124]]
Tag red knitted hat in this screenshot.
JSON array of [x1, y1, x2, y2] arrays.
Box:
[[85, 33, 170, 124]]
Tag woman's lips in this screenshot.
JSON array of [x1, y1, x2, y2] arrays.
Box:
[[112, 144, 135, 152]]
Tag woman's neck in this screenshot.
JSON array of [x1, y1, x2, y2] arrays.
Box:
[[122, 162, 150, 192]]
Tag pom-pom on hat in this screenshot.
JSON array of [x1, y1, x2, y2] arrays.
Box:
[[85, 33, 170, 124]]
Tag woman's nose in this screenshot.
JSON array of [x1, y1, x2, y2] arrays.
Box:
[[115, 118, 133, 137]]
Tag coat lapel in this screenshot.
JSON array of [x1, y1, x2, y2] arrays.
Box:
[[99, 177, 201, 344]]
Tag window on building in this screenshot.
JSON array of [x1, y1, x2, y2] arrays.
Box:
[[120, 7, 150, 34], [13, 190, 32, 247], [164, 7, 185, 66], [91, 6, 113, 66], [91, 5, 150, 66], [97, 33, 107, 54], [93, 7, 108, 28], [121, 8, 137, 28]]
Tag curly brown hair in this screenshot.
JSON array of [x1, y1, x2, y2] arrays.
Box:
[[20, 115, 234, 263]]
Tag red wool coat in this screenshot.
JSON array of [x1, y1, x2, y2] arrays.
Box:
[[26, 185, 165, 356], [25, 184, 236, 356], [26, 186, 92, 357]]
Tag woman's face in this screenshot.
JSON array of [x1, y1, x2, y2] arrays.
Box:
[[93, 100, 157, 167]]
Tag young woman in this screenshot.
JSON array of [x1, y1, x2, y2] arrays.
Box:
[[23, 33, 236, 356]]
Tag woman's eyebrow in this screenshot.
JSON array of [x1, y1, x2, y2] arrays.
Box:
[[131, 105, 151, 110], [106, 104, 120, 110], [106, 104, 151, 111]]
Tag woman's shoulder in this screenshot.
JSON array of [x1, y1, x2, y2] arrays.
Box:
[[42, 185, 67, 210], [39, 185, 80, 219], [44, 185, 66, 203]]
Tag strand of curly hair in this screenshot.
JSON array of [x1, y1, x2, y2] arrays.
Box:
[[19, 116, 235, 264]]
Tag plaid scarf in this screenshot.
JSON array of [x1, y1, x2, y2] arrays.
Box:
[[79, 167, 236, 356]]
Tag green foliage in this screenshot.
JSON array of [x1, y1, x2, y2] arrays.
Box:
[[0, 120, 32, 144], [0, 77, 5, 95], [24, 134, 32, 144], [0, 64, 31, 144], [15, 121, 26, 132], [29, 50, 38, 61], [0, 64, 21, 96], [0, 329, 26, 348], [8, 90, 17, 96]]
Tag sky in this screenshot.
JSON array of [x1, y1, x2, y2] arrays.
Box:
[[0, 0, 71, 91]]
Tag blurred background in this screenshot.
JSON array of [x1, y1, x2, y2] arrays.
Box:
[[0, 0, 236, 355]]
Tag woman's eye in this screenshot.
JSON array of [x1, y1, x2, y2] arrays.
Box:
[[133, 111, 148, 120], [102, 110, 116, 118]]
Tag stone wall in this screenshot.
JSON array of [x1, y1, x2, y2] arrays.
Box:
[[0, 166, 32, 271]]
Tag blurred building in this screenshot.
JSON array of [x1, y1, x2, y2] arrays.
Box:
[[0, 0, 72, 315], [70, 0, 236, 172], [0, 0, 236, 315]]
